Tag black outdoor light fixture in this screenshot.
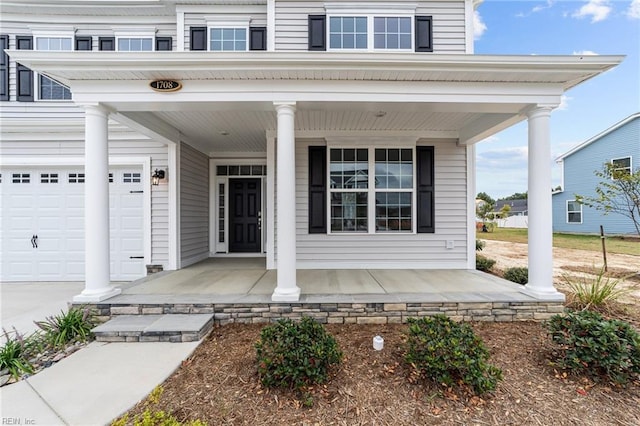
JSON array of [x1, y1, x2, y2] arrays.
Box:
[[152, 169, 165, 185]]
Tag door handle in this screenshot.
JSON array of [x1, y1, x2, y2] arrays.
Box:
[[31, 235, 38, 248], [257, 211, 262, 230]]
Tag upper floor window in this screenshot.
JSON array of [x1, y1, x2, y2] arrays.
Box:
[[309, 7, 432, 52], [34, 35, 72, 101], [611, 157, 632, 177], [329, 17, 367, 49], [36, 37, 72, 51], [374, 17, 412, 49], [117, 37, 153, 51], [210, 28, 247, 51]]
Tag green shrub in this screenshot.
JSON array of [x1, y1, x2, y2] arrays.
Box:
[[563, 267, 633, 311], [255, 317, 343, 390], [547, 310, 640, 384], [475, 255, 496, 272], [503, 267, 528, 285], [111, 387, 206, 426], [35, 306, 96, 348], [0, 328, 36, 379], [405, 315, 503, 395], [475, 239, 485, 251]]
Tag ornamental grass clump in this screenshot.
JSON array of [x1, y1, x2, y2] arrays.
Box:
[[35, 306, 96, 348], [255, 317, 343, 390], [547, 310, 640, 384], [405, 315, 503, 395], [563, 267, 634, 311], [0, 328, 37, 379]]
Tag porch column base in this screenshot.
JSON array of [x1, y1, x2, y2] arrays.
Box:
[[521, 285, 565, 302], [271, 286, 301, 302], [73, 287, 121, 303]]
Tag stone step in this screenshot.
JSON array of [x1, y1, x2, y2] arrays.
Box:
[[92, 314, 214, 343]]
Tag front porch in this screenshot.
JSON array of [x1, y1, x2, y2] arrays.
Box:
[[82, 258, 565, 329]]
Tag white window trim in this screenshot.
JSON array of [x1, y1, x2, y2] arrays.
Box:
[[205, 16, 251, 52], [610, 156, 632, 178], [325, 3, 416, 52], [566, 200, 583, 224], [37, 74, 72, 102], [327, 146, 417, 235]]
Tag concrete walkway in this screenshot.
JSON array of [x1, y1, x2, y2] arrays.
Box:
[[0, 282, 202, 425], [0, 340, 200, 425]]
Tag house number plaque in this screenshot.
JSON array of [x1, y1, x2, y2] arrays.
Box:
[[150, 80, 182, 92]]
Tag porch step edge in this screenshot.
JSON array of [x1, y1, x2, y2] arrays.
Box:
[[92, 314, 213, 343]]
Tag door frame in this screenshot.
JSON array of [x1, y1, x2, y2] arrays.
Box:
[[209, 159, 267, 257], [0, 156, 152, 276]]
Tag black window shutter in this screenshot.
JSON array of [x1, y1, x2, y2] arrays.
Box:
[[155, 36, 172, 51], [16, 35, 33, 50], [308, 146, 327, 233], [0, 35, 8, 101], [98, 37, 115, 51], [308, 15, 326, 51], [16, 36, 33, 102], [190, 27, 207, 51], [249, 27, 267, 51], [415, 16, 433, 52], [416, 146, 435, 233], [75, 36, 93, 51]]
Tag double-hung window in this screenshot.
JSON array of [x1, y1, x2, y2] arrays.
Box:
[[34, 34, 72, 100], [611, 157, 632, 178], [329, 147, 414, 233], [373, 17, 412, 49], [566, 200, 582, 224], [206, 17, 250, 52]]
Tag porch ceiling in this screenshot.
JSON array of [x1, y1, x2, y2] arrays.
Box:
[[5, 51, 623, 152]]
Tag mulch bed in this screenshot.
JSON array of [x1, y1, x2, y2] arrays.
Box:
[[125, 320, 640, 426]]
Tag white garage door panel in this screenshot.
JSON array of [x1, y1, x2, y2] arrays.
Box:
[[0, 166, 145, 282]]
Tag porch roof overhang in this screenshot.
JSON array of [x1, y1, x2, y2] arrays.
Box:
[[5, 51, 624, 151]]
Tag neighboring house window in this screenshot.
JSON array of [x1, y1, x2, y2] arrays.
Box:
[[566, 200, 582, 224], [329, 147, 414, 233], [117, 37, 153, 51], [34, 36, 73, 100], [611, 157, 632, 177]]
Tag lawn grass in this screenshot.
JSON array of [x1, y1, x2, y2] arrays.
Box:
[[476, 227, 639, 256]]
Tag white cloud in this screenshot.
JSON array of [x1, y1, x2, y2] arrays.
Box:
[[573, 0, 612, 23], [628, 0, 640, 19], [474, 10, 487, 40], [573, 50, 599, 56], [476, 146, 529, 171], [532, 0, 555, 13]]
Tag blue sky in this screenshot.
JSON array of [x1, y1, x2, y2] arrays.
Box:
[[473, 0, 640, 199]]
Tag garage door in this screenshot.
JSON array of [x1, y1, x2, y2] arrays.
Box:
[[0, 166, 145, 282]]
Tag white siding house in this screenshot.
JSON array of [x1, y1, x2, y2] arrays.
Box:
[[0, 0, 623, 302]]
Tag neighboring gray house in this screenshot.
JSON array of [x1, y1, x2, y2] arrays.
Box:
[[495, 199, 527, 217], [552, 113, 639, 235]]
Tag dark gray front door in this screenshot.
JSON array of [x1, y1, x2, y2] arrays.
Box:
[[229, 178, 261, 253]]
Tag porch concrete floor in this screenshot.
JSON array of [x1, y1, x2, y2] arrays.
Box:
[[108, 258, 563, 304]]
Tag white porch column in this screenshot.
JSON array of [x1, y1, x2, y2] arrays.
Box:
[[272, 102, 301, 301], [73, 105, 121, 302], [525, 106, 562, 298]]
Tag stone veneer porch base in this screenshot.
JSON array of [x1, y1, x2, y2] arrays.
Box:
[[79, 300, 566, 327]]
